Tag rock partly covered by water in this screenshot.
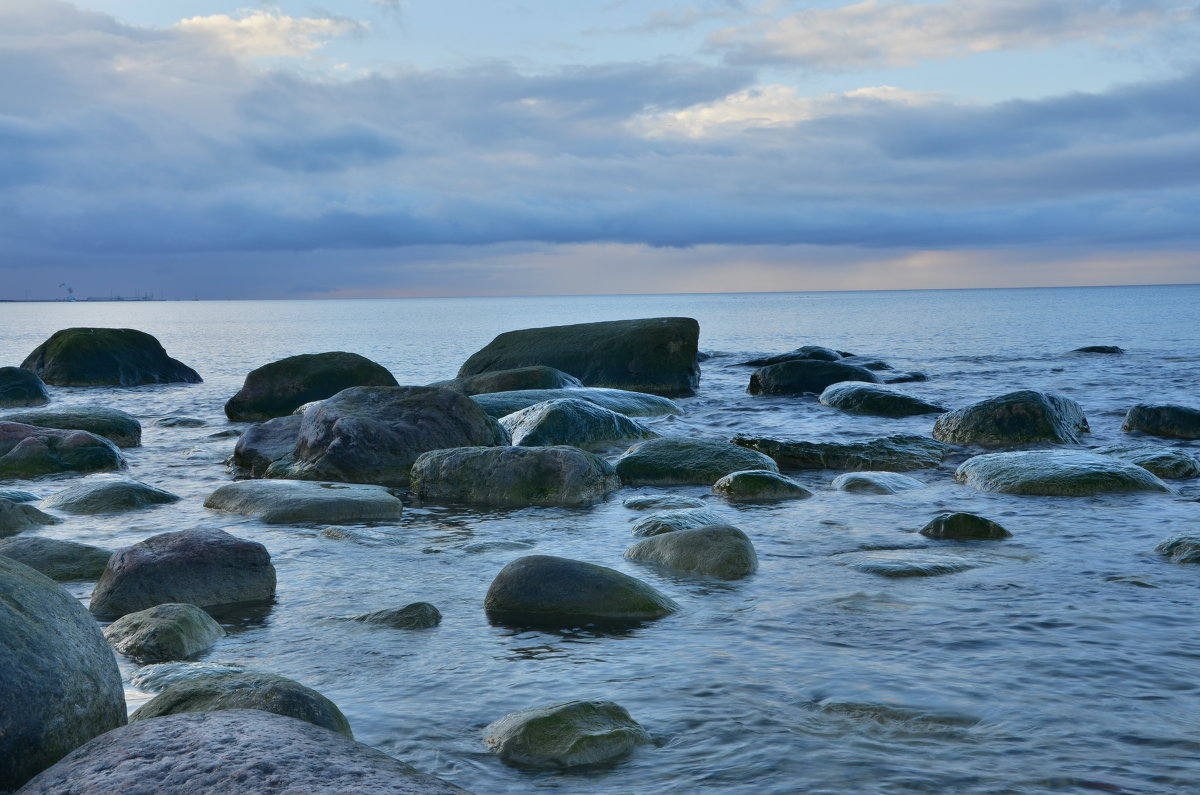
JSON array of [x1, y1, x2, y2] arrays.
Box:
[[1095, 444, 1199, 479], [353, 602, 442, 629], [738, 345, 845, 367], [459, 317, 701, 397], [0, 497, 60, 538], [501, 398, 658, 449], [205, 479, 404, 524], [1072, 345, 1124, 354], [919, 512, 1012, 540], [838, 549, 977, 578], [616, 437, 779, 485], [932, 390, 1089, 447], [20, 710, 469, 795], [471, 387, 682, 419], [0, 366, 49, 407], [733, 434, 951, 472], [40, 478, 180, 515], [22, 327, 202, 386], [104, 603, 225, 663], [832, 471, 924, 494], [630, 507, 725, 537], [229, 414, 301, 478], [484, 700, 650, 769], [819, 382, 947, 418], [1155, 536, 1200, 564], [411, 446, 620, 507], [955, 450, 1172, 496], [0, 556, 126, 791], [0, 536, 111, 580], [622, 494, 707, 511], [485, 555, 679, 628], [225, 352, 398, 422], [625, 523, 757, 580], [0, 422, 126, 478], [712, 469, 813, 501], [89, 528, 277, 620], [1122, 403, 1200, 440], [0, 406, 142, 447], [748, 359, 880, 396], [430, 365, 583, 395]]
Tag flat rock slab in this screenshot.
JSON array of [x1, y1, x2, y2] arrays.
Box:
[[500, 397, 657, 449], [713, 470, 812, 502], [819, 382, 946, 417], [0, 366, 49, 407], [733, 434, 950, 472], [955, 450, 1172, 496], [205, 479, 404, 524], [833, 471, 924, 494], [20, 709, 469, 794], [625, 523, 758, 580], [21, 327, 201, 386], [411, 446, 620, 507], [0, 536, 111, 580], [0, 406, 142, 447], [105, 603, 225, 663], [225, 351, 398, 422], [40, 478, 180, 515], [471, 387, 682, 419], [484, 700, 650, 769], [1122, 403, 1200, 440], [616, 437, 779, 486], [932, 390, 1088, 447]]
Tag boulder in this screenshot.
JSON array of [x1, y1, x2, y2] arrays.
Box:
[[1122, 403, 1200, 440], [0, 406, 142, 447], [229, 414, 301, 478], [156, 416, 206, 428], [484, 555, 679, 628], [89, 528, 277, 620], [732, 434, 951, 472], [204, 479, 404, 524], [748, 359, 880, 396], [266, 386, 509, 487], [0, 537, 109, 580], [0, 497, 60, 538], [625, 524, 757, 580], [616, 437, 779, 486], [429, 365, 583, 395], [501, 398, 657, 449], [21, 327, 201, 386], [411, 446, 619, 507], [622, 494, 707, 511], [471, 387, 681, 419], [225, 352, 398, 422], [0, 366, 49, 407], [919, 512, 1011, 540], [818, 382, 946, 418], [39, 478, 180, 515], [932, 390, 1088, 447], [1072, 345, 1124, 354], [1095, 445, 1199, 479], [955, 450, 1171, 496], [738, 345, 844, 367], [832, 471, 924, 494], [630, 507, 725, 538], [484, 700, 650, 769], [712, 470, 813, 501], [20, 710, 467, 794], [104, 603, 225, 663], [1156, 536, 1200, 564], [458, 317, 700, 397], [352, 602, 441, 629], [0, 422, 125, 478], [0, 556, 126, 791]]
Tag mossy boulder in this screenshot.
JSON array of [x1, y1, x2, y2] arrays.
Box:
[[818, 382, 946, 418], [1122, 403, 1200, 440], [430, 365, 582, 395], [0, 497, 60, 538], [0, 366, 49, 407], [1096, 444, 1199, 479], [955, 450, 1171, 496], [40, 478, 180, 515], [748, 359, 880, 396], [471, 387, 681, 419], [712, 470, 812, 501], [0, 406, 141, 447], [352, 602, 441, 629], [625, 523, 757, 580], [0, 536, 110, 580], [500, 398, 657, 449], [630, 507, 725, 538], [616, 437, 779, 486], [411, 446, 619, 507], [732, 433, 950, 472], [832, 471, 924, 494], [104, 603, 225, 663], [919, 512, 1011, 540], [484, 700, 650, 769], [932, 390, 1088, 447], [0, 422, 125, 478], [204, 479, 404, 524], [21, 327, 201, 386], [224, 352, 398, 422]]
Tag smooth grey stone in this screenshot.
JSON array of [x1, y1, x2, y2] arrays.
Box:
[[104, 603, 225, 663], [0, 498, 61, 538], [616, 437, 778, 486], [429, 365, 582, 395], [225, 352, 398, 422], [712, 470, 813, 501], [40, 478, 180, 515], [748, 359, 880, 396], [622, 494, 707, 510], [0, 406, 142, 448], [733, 434, 951, 472], [919, 512, 1011, 540], [352, 602, 441, 629], [204, 479, 403, 524], [630, 507, 725, 537], [500, 398, 657, 449], [21, 327, 201, 386], [0, 536, 110, 580], [819, 382, 946, 418], [625, 523, 757, 580], [1096, 444, 1199, 479], [412, 446, 619, 507], [0, 366, 49, 407], [472, 387, 681, 419], [484, 700, 650, 769], [832, 471, 924, 494], [932, 390, 1088, 447], [1122, 403, 1200, 440], [955, 450, 1171, 496], [0, 422, 125, 479]]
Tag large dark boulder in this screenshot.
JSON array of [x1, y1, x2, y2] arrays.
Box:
[[625, 523, 758, 580], [472, 387, 681, 419], [0, 497, 60, 538], [458, 317, 701, 397], [229, 414, 301, 478], [104, 603, 225, 663], [19, 710, 469, 794], [21, 327, 201, 386], [429, 365, 583, 395], [732, 433, 951, 472], [616, 437, 779, 486], [225, 352, 398, 422], [748, 360, 880, 396], [955, 450, 1171, 496], [411, 446, 620, 507], [0, 366, 49, 407], [0, 557, 126, 791], [1122, 403, 1200, 440], [500, 397, 657, 449], [0, 422, 125, 478], [484, 700, 650, 769], [919, 512, 1011, 540], [39, 478, 180, 515], [0, 536, 111, 580], [89, 528, 277, 620], [484, 555, 679, 629], [932, 390, 1088, 447], [0, 406, 141, 447], [818, 382, 946, 418], [205, 479, 404, 524], [265, 386, 509, 487]]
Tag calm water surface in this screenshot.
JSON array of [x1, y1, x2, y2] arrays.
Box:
[[1, 286, 1198, 794]]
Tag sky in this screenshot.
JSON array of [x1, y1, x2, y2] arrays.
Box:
[[1, 0, 1198, 299]]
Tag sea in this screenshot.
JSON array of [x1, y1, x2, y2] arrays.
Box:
[[1, 285, 1198, 794]]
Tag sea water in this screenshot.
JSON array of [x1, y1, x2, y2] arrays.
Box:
[[1, 285, 1198, 793]]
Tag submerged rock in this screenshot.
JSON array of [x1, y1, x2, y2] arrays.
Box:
[[352, 602, 441, 629], [39, 478, 180, 515], [748, 359, 880, 396], [156, 415, 207, 428], [0, 406, 142, 447], [225, 352, 398, 422], [1072, 345, 1124, 354], [832, 471, 924, 494], [0, 536, 111, 580], [818, 382, 946, 418], [472, 387, 681, 419], [732, 434, 950, 472], [616, 437, 778, 486], [204, 479, 404, 524], [1155, 536, 1200, 564], [0, 366, 49, 407], [0, 422, 125, 478], [21, 327, 201, 386], [484, 700, 650, 769], [430, 365, 582, 395], [0, 497, 60, 538], [932, 390, 1089, 447], [104, 603, 225, 663], [623, 494, 707, 511], [0, 488, 37, 502], [838, 549, 977, 577], [738, 345, 844, 367], [630, 507, 725, 537], [1122, 403, 1200, 440], [1096, 444, 1199, 479], [712, 469, 812, 501], [229, 414, 301, 478], [919, 512, 1011, 540], [500, 397, 658, 449], [625, 523, 757, 580], [955, 450, 1171, 496], [411, 446, 620, 507]]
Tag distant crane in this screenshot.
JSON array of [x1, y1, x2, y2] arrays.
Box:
[[58, 282, 76, 302]]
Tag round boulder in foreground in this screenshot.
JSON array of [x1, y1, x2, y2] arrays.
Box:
[[954, 450, 1171, 496], [21, 327, 201, 386], [224, 351, 398, 422], [484, 700, 650, 769]]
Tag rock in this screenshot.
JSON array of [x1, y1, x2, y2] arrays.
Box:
[[229, 414, 301, 478], [712, 470, 813, 501], [616, 437, 779, 486], [1096, 445, 1199, 479], [1156, 536, 1200, 564], [840, 356, 893, 371], [932, 390, 1088, 447], [224, 352, 398, 422], [484, 555, 679, 628], [1122, 403, 1200, 440], [430, 365, 583, 395], [818, 382, 947, 418], [0, 366, 49, 407], [484, 700, 650, 769], [411, 446, 619, 507], [738, 345, 844, 367], [0, 406, 142, 447], [832, 471, 924, 494], [204, 479, 404, 524], [20, 710, 468, 794], [0, 536, 111, 580], [471, 387, 681, 419], [352, 602, 441, 629], [0, 556, 126, 791], [622, 494, 707, 510], [130, 661, 248, 693], [0, 497, 60, 538], [39, 478, 180, 515], [0, 422, 125, 478], [501, 398, 658, 449], [748, 360, 881, 396], [104, 603, 225, 663], [1072, 345, 1124, 354], [919, 512, 1011, 540], [838, 549, 977, 577], [266, 386, 508, 487], [459, 316, 701, 397], [21, 327, 201, 386], [625, 524, 757, 580], [89, 528, 277, 620], [882, 371, 929, 384], [732, 433, 951, 472], [156, 416, 206, 428], [955, 450, 1171, 496], [631, 507, 725, 537], [0, 488, 38, 502]]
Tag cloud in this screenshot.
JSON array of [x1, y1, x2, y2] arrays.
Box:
[[172, 9, 365, 60]]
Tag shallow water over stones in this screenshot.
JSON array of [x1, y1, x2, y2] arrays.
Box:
[[2, 287, 1199, 794]]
